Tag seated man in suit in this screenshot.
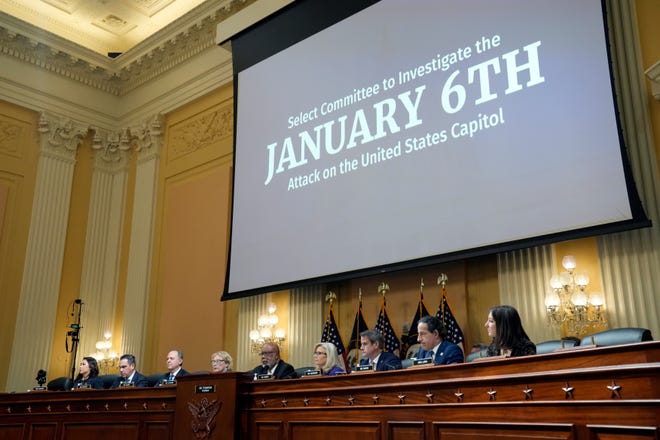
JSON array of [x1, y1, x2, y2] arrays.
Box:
[[156, 349, 189, 386], [358, 329, 402, 371], [416, 315, 464, 365], [252, 342, 297, 379], [110, 354, 149, 388]]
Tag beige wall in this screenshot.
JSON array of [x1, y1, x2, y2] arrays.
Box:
[[0, 102, 39, 390], [143, 84, 236, 374]]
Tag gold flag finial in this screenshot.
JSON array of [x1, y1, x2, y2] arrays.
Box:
[[325, 291, 336, 305], [420, 278, 424, 292], [378, 282, 389, 296], [437, 273, 448, 288], [358, 288, 362, 301]]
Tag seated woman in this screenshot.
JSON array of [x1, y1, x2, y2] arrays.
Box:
[[72, 356, 104, 389], [313, 342, 346, 376], [210, 351, 233, 373], [485, 305, 536, 358]]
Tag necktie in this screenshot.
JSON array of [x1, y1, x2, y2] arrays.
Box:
[[429, 351, 434, 359], [169, 373, 175, 382]]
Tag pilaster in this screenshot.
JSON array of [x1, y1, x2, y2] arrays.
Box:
[[7, 112, 86, 392], [121, 115, 163, 360], [77, 128, 131, 360]]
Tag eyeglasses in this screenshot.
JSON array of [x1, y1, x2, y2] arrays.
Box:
[[313, 351, 327, 356], [259, 351, 276, 357], [211, 359, 226, 364]]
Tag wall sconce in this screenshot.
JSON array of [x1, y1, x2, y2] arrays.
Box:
[[545, 256, 607, 336], [93, 331, 119, 375], [249, 303, 286, 354]]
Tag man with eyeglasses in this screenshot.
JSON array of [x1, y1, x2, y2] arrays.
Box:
[[252, 342, 297, 379], [110, 354, 149, 388]]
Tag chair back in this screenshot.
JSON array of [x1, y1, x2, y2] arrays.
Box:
[[294, 366, 316, 377], [47, 376, 72, 391], [466, 348, 488, 362], [535, 338, 580, 354], [405, 344, 420, 359], [581, 327, 653, 347], [98, 374, 117, 389]]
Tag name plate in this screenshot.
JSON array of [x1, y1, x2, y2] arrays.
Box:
[[195, 385, 216, 394], [354, 364, 374, 372], [303, 370, 320, 377], [32, 386, 48, 391], [411, 357, 434, 367], [256, 373, 273, 380]]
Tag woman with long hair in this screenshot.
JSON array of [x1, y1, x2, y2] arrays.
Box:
[[485, 305, 536, 358], [72, 356, 104, 389]]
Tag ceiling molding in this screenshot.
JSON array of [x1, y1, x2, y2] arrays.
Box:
[[0, 0, 255, 96]]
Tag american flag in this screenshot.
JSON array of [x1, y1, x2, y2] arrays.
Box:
[[321, 306, 347, 365], [347, 297, 369, 363], [436, 289, 465, 351], [407, 288, 431, 346], [375, 297, 401, 356]]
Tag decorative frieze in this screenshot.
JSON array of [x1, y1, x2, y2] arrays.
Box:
[[0, 0, 257, 96]]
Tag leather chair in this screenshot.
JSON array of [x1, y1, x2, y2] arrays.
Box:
[[581, 327, 653, 347], [98, 374, 117, 389], [294, 366, 316, 377], [405, 344, 420, 359], [47, 376, 72, 391], [535, 338, 580, 354], [466, 348, 488, 362]]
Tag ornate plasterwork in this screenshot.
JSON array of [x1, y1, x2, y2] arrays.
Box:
[[168, 105, 232, 160], [90, 114, 164, 166], [0, 0, 255, 96], [0, 119, 21, 155], [37, 112, 87, 155]]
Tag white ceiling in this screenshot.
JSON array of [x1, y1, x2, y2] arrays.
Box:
[[0, 0, 209, 55]]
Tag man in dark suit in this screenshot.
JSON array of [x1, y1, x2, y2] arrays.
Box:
[[110, 354, 149, 388], [358, 329, 402, 371], [252, 342, 296, 379], [156, 349, 189, 386], [416, 315, 464, 365]]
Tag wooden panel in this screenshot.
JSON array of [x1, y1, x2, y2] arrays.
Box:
[[288, 421, 380, 440], [433, 422, 575, 439], [0, 424, 24, 440], [254, 421, 283, 440], [586, 424, 659, 440], [61, 422, 138, 440], [143, 421, 171, 440], [387, 421, 426, 440], [30, 423, 57, 440]]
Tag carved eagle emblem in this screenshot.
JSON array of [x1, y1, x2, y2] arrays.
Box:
[[187, 398, 222, 439]]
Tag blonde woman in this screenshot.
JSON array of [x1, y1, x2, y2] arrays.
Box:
[[210, 351, 233, 373], [313, 342, 345, 376]]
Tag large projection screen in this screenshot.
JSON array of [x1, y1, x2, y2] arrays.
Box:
[[224, 0, 649, 299]]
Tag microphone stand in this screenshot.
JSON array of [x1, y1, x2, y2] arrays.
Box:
[[67, 299, 83, 383]]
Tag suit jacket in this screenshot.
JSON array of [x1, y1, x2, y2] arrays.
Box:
[[252, 361, 297, 379], [359, 351, 402, 371], [159, 368, 189, 385], [110, 371, 149, 388], [416, 340, 464, 365]]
